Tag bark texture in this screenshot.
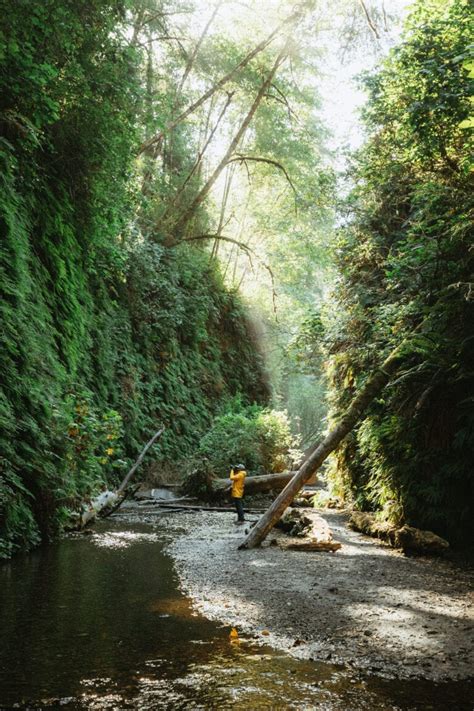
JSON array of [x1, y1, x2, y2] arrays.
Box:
[[349, 511, 449, 555]]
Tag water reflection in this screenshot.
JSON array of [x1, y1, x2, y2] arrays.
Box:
[[0, 520, 472, 709]]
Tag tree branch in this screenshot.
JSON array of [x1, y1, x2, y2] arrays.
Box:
[[161, 92, 234, 222], [357, 0, 380, 40], [171, 43, 290, 234], [138, 6, 305, 155], [176, 1, 224, 96], [172, 233, 278, 315], [227, 153, 298, 200], [269, 82, 300, 122]]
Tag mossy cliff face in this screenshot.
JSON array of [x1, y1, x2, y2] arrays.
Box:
[[0, 1, 268, 558], [325, 0, 473, 545]]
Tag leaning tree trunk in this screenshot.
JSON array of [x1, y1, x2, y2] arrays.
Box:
[[239, 343, 409, 550], [80, 427, 165, 528], [171, 41, 289, 236], [138, 6, 304, 156]]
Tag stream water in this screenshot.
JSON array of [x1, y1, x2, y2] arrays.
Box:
[[0, 518, 472, 710]]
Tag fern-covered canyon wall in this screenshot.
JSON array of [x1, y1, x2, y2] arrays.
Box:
[[0, 1, 268, 557], [325, 0, 473, 545]]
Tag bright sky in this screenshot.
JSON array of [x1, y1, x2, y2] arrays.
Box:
[[318, 1, 412, 157]]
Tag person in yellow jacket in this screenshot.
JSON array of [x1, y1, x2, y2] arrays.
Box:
[[229, 463, 247, 524]]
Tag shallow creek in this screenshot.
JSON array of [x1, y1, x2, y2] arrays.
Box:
[[0, 518, 472, 710]]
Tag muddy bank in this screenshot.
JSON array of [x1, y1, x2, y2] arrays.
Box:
[[159, 507, 474, 682]]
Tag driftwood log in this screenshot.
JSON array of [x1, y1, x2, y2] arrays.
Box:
[[277, 539, 341, 552], [79, 427, 165, 528], [274, 508, 341, 553], [138, 502, 266, 514], [349, 511, 449, 555], [211, 472, 295, 496]]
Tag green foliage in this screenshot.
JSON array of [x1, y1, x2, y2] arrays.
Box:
[[327, 0, 474, 545], [197, 402, 301, 477], [286, 311, 325, 375], [63, 393, 126, 496], [0, 468, 41, 559], [0, 1, 269, 558]]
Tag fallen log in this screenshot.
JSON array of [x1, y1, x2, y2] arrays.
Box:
[[79, 426, 165, 528], [349, 511, 449, 555], [276, 508, 332, 539], [274, 508, 341, 552], [277, 539, 341, 552], [138, 502, 266, 514], [117, 427, 165, 494], [212, 472, 295, 496], [137, 496, 197, 505], [99, 483, 141, 520], [181, 468, 295, 500]]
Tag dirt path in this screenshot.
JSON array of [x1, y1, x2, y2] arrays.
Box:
[[160, 508, 474, 681]]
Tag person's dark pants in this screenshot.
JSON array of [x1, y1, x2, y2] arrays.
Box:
[[232, 496, 245, 521]]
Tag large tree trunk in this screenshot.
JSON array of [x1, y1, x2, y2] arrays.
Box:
[[212, 471, 295, 496], [180, 470, 297, 501], [239, 343, 408, 550]]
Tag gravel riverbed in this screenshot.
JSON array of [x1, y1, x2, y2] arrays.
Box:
[[158, 507, 474, 682]]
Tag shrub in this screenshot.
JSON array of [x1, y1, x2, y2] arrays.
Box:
[[197, 405, 301, 477]]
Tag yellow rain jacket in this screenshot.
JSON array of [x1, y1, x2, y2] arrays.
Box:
[[229, 469, 246, 498]]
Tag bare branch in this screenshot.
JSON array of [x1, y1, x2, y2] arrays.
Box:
[[162, 92, 234, 221], [227, 153, 297, 200], [134, 36, 187, 48], [138, 8, 194, 29], [269, 82, 300, 122], [177, 1, 224, 95], [214, 160, 238, 254], [172, 43, 289, 234], [264, 92, 296, 123], [382, 1, 389, 32], [357, 0, 381, 40], [173, 234, 278, 316]]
